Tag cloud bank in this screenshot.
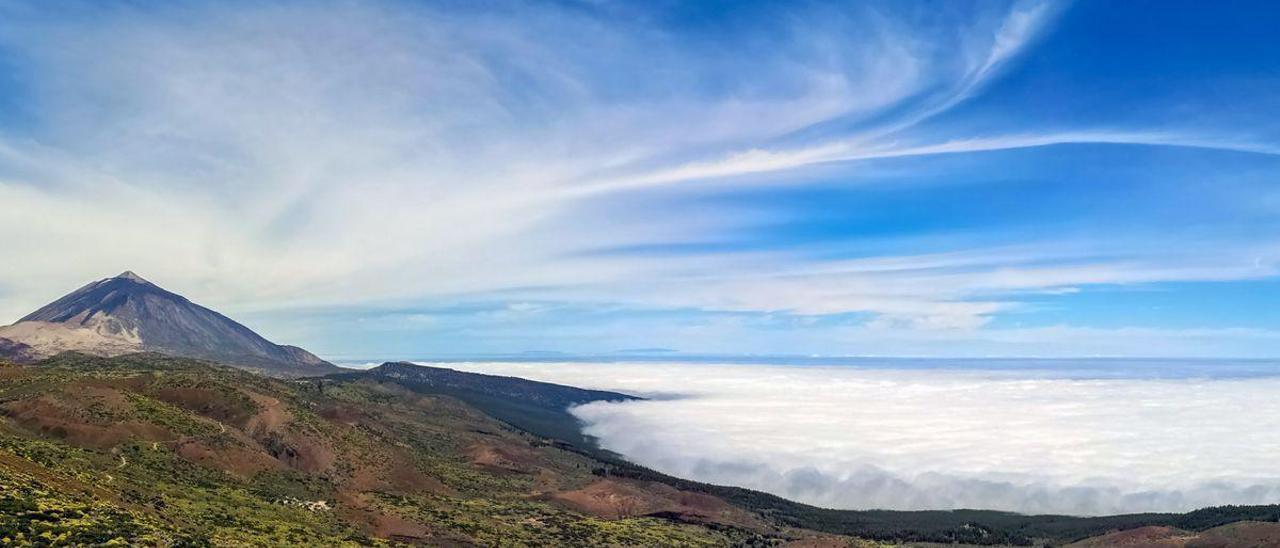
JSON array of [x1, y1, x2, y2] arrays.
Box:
[[441, 360, 1280, 515]]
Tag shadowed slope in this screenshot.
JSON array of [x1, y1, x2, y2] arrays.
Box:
[[329, 362, 639, 449], [0, 337, 38, 363]]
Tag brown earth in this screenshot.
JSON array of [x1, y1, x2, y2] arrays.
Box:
[[1067, 522, 1280, 548], [173, 438, 282, 477], [0, 394, 170, 449], [152, 386, 259, 427], [466, 440, 541, 473], [554, 477, 768, 530], [335, 491, 434, 543]]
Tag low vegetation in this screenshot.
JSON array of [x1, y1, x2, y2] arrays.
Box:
[[0, 354, 806, 545], [1, 353, 1278, 546]]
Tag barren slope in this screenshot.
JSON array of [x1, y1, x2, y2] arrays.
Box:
[[0, 272, 334, 376]]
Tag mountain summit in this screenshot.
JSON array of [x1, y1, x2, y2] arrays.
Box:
[[0, 271, 335, 375]]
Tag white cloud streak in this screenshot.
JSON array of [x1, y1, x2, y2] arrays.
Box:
[[578, 131, 1280, 194], [0, 0, 1276, 352], [0, 0, 991, 315]]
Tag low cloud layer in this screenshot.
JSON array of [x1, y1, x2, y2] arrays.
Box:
[[442, 361, 1280, 515]]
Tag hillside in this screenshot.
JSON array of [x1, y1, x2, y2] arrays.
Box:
[[2, 354, 1278, 546], [328, 362, 640, 449], [0, 272, 335, 376], [1064, 521, 1280, 547], [0, 353, 840, 546]]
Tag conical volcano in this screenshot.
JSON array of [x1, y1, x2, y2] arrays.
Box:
[[0, 272, 335, 375]]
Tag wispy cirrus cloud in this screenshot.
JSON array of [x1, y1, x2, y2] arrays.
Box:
[[0, 1, 1058, 307], [0, 0, 1277, 356], [580, 131, 1280, 194]]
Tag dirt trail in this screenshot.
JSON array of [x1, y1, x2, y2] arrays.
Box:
[[244, 392, 289, 434]]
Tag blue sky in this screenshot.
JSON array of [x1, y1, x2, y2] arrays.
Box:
[[1, 0, 1278, 358]]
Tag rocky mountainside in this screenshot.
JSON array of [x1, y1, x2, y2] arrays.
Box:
[[0, 337, 37, 363], [0, 272, 334, 376]]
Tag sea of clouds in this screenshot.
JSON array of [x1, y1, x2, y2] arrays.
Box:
[[437, 360, 1280, 516]]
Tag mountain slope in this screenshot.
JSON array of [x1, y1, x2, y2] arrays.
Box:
[[0, 337, 38, 363], [1066, 521, 1280, 547], [0, 272, 334, 376], [2, 354, 1279, 546], [329, 362, 640, 449], [0, 353, 819, 545]]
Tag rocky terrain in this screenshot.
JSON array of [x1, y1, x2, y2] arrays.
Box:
[[0, 272, 334, 376]]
